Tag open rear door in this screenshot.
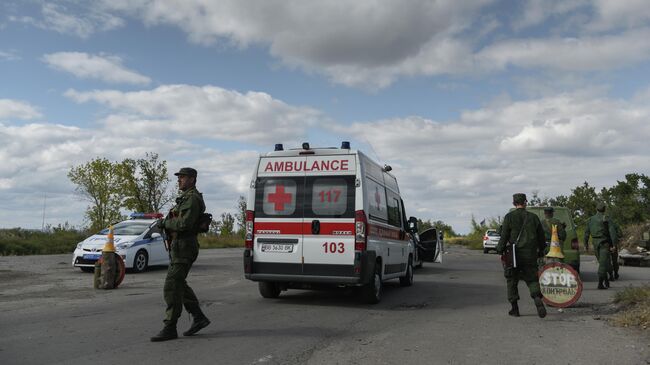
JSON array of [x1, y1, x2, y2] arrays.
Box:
[[418, 228, 443, 263]]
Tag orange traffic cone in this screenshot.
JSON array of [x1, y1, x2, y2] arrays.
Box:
[[546, 224, 564, 260]]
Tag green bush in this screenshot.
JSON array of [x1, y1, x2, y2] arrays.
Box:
[[198, 234, 244, 249], [0, 228, 87, 255]]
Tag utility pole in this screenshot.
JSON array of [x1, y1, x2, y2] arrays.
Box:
[[41, 192, 46, 232]]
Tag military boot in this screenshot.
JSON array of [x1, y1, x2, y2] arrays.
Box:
[[534, 296, 547, 318], [183, 315, 211, 336], [604, 276, 610, 288], [597, 278, 606, 290], [608, 272, 616, 282], [508, 301, 520, 317], [150, 326, 178, 342], [614, 271, 619, 280]]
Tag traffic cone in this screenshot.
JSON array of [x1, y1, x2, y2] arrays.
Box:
[[101, 226, 117, 289], [546, 224, 564, 260], [103, 225, 116, 252]]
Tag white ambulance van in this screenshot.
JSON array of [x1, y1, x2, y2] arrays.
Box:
[[243, 142, 424, 303]]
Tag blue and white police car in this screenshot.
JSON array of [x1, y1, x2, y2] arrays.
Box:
[[72, 213, 169, 273]]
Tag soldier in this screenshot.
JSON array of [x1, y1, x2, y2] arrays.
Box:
[[542, 207, 566, 253], [608, 220, 622, 281], [496, 193, 547, 318], [151, 167, 210, 342], [583, 201, 617, 290]]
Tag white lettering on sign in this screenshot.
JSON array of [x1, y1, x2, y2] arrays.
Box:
[[540, 271, 577, 287], [263, 160, 350, 173]]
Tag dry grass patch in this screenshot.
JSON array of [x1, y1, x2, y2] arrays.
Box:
[[611, 285, 650, 330]]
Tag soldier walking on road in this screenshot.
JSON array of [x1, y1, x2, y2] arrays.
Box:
[[608, 221, 622, 281], [496, 193, 547, 318], [584, 201, 618, 290], [151, 167, 211, 342]]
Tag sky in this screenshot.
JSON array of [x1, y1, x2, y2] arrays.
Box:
[[1, 0, 649, 233]]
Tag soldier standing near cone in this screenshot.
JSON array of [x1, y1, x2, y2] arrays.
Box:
[[496, 193, 547, 318], [542, 207, 566, 254], [151, 167, 210, 342], [584, 201, 618, 290]]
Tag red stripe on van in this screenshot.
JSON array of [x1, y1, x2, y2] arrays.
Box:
[[368, 224, 406, 241], [254, 222, 355, 236]]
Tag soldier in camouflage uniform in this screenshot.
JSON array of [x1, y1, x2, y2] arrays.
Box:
[[542, 207, 566, 255], [151, 167, 210, 342], [608, 220, 621, 281], [583, 201, 618, 290], [496, 193, 547, 318]]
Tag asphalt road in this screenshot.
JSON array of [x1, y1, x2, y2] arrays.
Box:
[[0, 246, 648, 365]]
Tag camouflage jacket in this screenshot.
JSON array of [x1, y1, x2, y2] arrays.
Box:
[[583, 212, 618, 248], [163, 186, 206, 264], [542, 217, 566, 243], [496, 208, 546, 263]]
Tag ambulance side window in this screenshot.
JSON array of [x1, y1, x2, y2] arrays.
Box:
[[255, 178, 301, 217], [366, 178, 388, 222], [386, 193, 401, 228]]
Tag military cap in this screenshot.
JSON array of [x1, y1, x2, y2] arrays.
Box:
[[544, 207, 554, 213], [174, 167, 198, 177], [596, 201, 606, 211], [513, 193, 527, 204]]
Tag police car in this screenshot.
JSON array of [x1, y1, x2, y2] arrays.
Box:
[[243, 142, 441, 303], [72, 213, 168, 273]]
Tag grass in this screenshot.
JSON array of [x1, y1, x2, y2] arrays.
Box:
[[0, 228, 87, 256], [199, 234, 245, 249], [445, 235, 483, 250], [611, 285, 650, 330]]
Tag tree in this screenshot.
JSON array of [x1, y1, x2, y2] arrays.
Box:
[[68, 158, 125, 231], [219, 212, 235, 236], [235, 195, 247, 238], [567, 182, 599, 226], [119, 153, 172, 213], [601, 173, 650, 225]]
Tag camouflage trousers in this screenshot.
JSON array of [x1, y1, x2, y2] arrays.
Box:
[[163, 262, 203, 328], [504, 263, 541, 303], [594, 244, 612, 280]]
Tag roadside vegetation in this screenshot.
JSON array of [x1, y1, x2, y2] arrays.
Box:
[[0, 226, 87, 255], [611, 285, 650, 330]]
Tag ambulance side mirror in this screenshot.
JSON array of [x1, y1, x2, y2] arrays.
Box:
[[407, 217, 418, 233]]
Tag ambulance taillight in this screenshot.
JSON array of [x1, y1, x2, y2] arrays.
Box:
[[245, 210, 255, 249], [355, 210, 367, 251]]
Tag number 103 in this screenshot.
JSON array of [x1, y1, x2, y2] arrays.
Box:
[[322, 242, 345, 253]]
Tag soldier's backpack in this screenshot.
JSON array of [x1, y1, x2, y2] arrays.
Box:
[[197, 213, 213, 233]]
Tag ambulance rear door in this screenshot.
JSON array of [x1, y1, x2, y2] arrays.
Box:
[[302, 155, 357, 278], [253, 156, 306, 276]]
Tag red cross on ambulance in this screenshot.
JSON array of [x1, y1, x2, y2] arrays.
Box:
[[267, 184, 292, 211]]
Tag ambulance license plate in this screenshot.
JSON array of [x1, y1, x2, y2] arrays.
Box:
[[83, 254, 101, 260], [260, 244, 294, 253]]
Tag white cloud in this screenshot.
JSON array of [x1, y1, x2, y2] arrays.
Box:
[[327, 91, 650, 232], [64, 84, 322, 144], [43, 52, 151, 85], [0, 99, 42, 120], [588, 0, 650, 32], [10, 2, 124, 39], [475, 28, 650, 72], [0, 49, 20, 61]]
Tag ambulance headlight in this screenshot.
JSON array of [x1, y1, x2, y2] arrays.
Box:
[[76, 242, 83, 249]]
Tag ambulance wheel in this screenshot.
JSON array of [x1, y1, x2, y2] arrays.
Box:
[[132, 250, 148, 273], [483, 248, 489, 254], [80, 267, 94, 273], [400, 259, 414, 287], [259, 282, 281, 298], [361, 264, 382, 304]]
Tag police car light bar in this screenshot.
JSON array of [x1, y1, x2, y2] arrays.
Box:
[[130, 212, 164, 219]]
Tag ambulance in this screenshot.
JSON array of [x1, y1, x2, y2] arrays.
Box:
[[243, 142, 428, 303]]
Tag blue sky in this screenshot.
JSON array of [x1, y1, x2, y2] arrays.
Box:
[[1, 0, 649, 233]]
